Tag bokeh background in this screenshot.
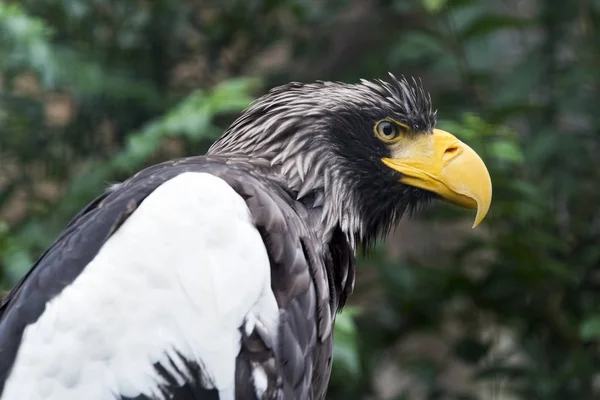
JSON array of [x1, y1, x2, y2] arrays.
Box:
[[1, 0, 599, 399]]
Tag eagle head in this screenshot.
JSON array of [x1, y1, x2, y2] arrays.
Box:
[[209, 74, 492, 249]]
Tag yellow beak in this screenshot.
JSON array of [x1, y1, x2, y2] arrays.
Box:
[[382, 129, 492, 227]]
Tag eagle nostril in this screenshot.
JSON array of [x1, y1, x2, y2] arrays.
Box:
[[442, 145, 460, 162]]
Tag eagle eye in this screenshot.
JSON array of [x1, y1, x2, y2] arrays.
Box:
[[374, 120, 408, 142]]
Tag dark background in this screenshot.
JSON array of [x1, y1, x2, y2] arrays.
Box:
[[1, 0, 599, 398]]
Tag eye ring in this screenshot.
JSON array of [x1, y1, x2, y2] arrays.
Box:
[[375, 120, 404, 142]]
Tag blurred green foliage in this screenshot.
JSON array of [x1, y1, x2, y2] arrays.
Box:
[[1, 0, 599, 399]]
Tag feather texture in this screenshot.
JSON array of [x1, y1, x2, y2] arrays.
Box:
[[0, 157, 344, 399]]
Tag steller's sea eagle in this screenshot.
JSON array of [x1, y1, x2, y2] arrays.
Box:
[[0, 75, 491, 400]]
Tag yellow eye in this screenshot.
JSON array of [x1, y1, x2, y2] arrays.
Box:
[[375, 120, 406, 142]]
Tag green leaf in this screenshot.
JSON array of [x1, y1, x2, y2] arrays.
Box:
[[210, 77, 261, 112], [388, 31, 447, 65], [489, 140, 524, 164], [0, 3, 159, 103], [460, 15, 534, 40], [333, 307, 361, 377], [422, 0, 447, 13], [580, 316, 600, 340], [335, 306, 361, 334], [1, 238, 34, 284]]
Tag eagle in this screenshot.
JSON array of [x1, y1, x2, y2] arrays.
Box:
[[0, 75, 491, 400]]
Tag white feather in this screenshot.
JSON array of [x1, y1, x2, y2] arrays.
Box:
[[251, 365, 268, 398], [2, 172, 280, 400]]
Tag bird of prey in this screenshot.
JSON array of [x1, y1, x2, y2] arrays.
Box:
[[0, 75, 492, 400]]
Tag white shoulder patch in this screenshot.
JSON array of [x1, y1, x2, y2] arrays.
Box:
[[2, 172, 280, 400]]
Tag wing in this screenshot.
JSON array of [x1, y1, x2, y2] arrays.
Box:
[[0, 158, 336, 400]]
